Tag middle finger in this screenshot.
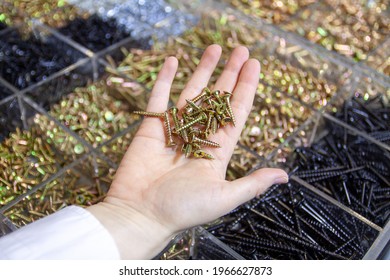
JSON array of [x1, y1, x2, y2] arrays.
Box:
[[176, 44, 222, 109]]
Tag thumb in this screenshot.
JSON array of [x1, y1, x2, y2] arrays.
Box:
[[224, 168, 289, 208]]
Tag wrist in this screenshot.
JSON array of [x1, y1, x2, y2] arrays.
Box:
[[87, 198, 174, 259]]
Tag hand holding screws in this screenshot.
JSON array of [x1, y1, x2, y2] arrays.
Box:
[[133, 87, 235, 159]]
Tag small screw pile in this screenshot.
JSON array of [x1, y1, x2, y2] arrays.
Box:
[[134, 87, 235, 159]]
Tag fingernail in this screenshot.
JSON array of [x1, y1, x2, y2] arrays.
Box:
[[273, 176, 289, 185]]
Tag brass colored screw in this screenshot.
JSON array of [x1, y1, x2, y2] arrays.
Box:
[[223, 92, 236, 127], [226, 0, 315, 24], [212, 90, 223, 104], [192, 136, 221, 148], [182, 143, 193, 158], [176, 112, 207, 133], [169, 107, 180, 131], [164, 112, 176, 147], [191, 87, 211, 103], [281, 1, 389, 61], [211, 116, 219, 135], [179, 120, 190, 143], [185, 99, 201, 111], [170, 106, 191, 144], [133, 111, 165, 118], [205, 112, 215, 137], [193, 150, 214, 160]]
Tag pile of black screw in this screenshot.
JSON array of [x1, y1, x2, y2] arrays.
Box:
[[207, 92, 388, 259], [292, 93, 390, 227], [196, 234, 237, 260], [0, 30, 84, 89], [208, 183, 378, 259], [0, 22, 7, 30], [57, 14, 150, 52]]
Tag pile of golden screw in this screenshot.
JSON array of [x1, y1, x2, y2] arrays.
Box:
[[134, 87, 236, 159]]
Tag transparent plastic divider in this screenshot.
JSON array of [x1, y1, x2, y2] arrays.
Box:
[[158, 228, 194, 260], [154, 230, 188, 260], [363, 36, 390, 77], [157, 226, 244, 260], [0, 82, 16, 105], [226, 144, 265, 181], [102, 57, 163, 111], [0, 93, 23, 141], [22, 57, 93, 111], [94, 34, 153, 69], [364, 221, 390, 260], [263, 113, 318, 164], [195, 227, 245, 260], [0, 214, 17, 237], [0, 76, 19, 96], [20, 96, 117, 167]]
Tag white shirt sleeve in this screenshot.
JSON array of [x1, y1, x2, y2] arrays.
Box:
[[0, 205, 120, 259]]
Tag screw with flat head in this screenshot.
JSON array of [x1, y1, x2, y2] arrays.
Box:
[[192, 135, 221, 148], [193, 149, 214, 159], [223, 92, 236, 126]]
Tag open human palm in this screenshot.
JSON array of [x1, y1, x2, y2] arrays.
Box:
[[87, 45, 288, 259]]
